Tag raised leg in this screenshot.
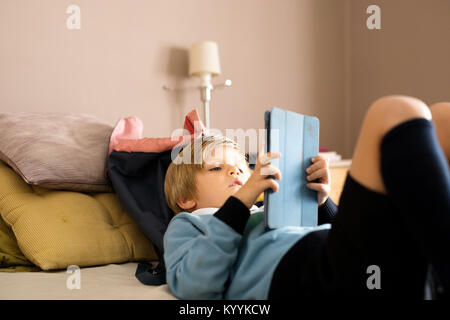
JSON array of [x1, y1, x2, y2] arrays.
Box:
[[348, 95, 450, 297], [349, 95, 432, 194], [430, 102, 450, 163]]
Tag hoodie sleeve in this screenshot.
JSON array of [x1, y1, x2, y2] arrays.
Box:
[[163, 196, 250, 299], [318, 197, 338, 225]]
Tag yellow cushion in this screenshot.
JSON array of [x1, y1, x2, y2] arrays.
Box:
[[0, 214, 41, 272], [0, 161, 157, 270], [256, 192, 264, 203]]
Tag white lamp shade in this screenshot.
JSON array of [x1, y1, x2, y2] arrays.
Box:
[[189, 41, 221, 77]]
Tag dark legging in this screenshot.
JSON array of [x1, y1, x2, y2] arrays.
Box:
[[269, 118, 450, 298]]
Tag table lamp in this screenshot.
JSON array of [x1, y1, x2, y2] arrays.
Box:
[[163, 41, 231, 128], [189, 41, 231, 128]]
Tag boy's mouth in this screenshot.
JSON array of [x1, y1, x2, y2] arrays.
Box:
[[229, 179, 243, 187]]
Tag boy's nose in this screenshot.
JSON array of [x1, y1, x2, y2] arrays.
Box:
[[229, 167, 241, 176]]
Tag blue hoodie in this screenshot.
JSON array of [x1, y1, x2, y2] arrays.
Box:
[[163, 196, 337, 299]]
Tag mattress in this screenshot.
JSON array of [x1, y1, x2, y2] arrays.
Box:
[[0, 262, 177, 300]]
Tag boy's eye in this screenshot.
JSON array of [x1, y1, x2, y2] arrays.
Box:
[[208, 166, 245, 173]]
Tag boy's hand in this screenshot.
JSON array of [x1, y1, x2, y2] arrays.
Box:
[[234, 150, 282, 209], [306, 155, 331, 206]]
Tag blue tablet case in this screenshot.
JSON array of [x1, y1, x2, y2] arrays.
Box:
[[263, 108, 320, 229]]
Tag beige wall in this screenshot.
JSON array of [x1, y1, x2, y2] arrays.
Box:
[[1, 1, 448, 158], [0, 0, 347, 154], [347, 0, 450, 157]]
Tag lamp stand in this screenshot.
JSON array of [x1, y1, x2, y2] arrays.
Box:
[[163, 77, 232, 130], [200, 83, 212, 129]]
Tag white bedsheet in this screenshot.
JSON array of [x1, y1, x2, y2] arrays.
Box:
[[0, 262, 177, 300]]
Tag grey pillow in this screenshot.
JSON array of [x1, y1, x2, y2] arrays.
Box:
[[0, 112, 114, 192]]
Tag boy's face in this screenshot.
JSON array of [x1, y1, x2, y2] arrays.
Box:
[[181, 145, 250, 211]]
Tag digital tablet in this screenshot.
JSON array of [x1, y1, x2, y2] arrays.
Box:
[[263, 108, 320, 229]]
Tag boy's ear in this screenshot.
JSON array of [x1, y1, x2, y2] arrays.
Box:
[[177, 198, 197, 211]]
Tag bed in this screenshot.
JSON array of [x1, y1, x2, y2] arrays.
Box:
[[0, 111, 350, 300], [0, 262, 176, 300]]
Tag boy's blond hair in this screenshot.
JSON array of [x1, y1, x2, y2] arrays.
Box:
[[164, 135, 247, 214]]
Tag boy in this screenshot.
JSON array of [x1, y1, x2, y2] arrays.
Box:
[[163, 135, 333, 300], [163, 95, 450, 299]]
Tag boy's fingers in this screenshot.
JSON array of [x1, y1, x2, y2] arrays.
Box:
[[306, 159, 328, 173], [259, 140, 265, 152], [265, 179, 279, 193], [311, 155, 327, 163], [260, 165, 282, 180], [306, 168, 329, 183], [259, 152, 281, 165], [257, 140, 266, 159], [306, 183, 330, 193]]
